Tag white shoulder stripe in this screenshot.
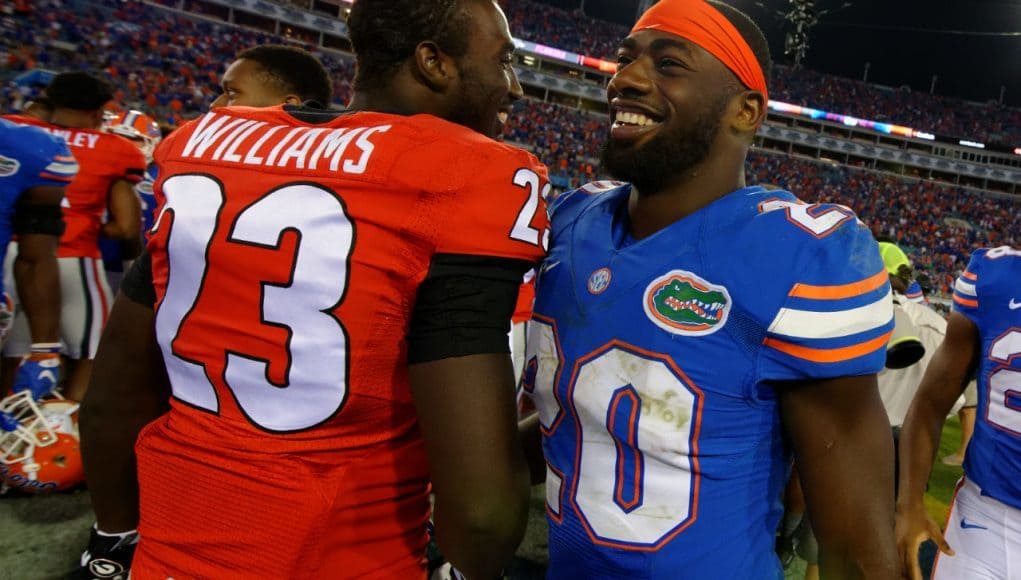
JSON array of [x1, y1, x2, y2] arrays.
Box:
[[954, 279, 977, 297], [769, 290, 893, 340], [44, 160, 79, 175]]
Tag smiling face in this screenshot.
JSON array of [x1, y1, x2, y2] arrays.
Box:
[[600, 30, 741, 196], [445, 0, 523, 138]]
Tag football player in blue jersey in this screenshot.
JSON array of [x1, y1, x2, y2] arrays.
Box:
[[0, 118, 74, 399], [519, 0, 899, 577], [896, 245, 1021, 580]]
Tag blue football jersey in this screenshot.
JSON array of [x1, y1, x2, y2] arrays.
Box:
[[0, 118, 77, 294], [952, 246, 1021, 510], [526, 183, 893, 579]]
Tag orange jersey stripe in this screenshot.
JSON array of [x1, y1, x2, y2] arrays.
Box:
[[763, 330, 893, 364], [961, 270, 977, 281], [38, 172, 75, 182], [953, 294, 978, 308], [788, 269, 887, 300]]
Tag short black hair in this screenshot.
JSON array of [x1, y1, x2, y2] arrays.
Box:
[[347, 0, 475, 90], [24, 95, 53, 112], [45, 72, 114, 111], [708, 1, 772, 83], [237, 45, 333, 106]]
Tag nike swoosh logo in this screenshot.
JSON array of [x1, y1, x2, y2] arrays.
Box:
[[960, 518, 988, 530], [1010, 299, 1021, 310], [540, 260, 561, 274]]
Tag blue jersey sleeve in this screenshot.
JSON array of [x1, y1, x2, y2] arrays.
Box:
[[549, 181, 626, 222], [33, 138, 78, 187], [3, 120, 78, 188], [757, 219, 894, 382], [952, 249, 985, 324]]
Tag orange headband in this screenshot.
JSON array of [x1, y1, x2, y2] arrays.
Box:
[[632, 0, 768, 103]]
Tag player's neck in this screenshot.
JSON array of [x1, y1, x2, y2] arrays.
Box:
[[626, 154, 746, 240], [49, 109, 99, 130], [347, 90, 436, 119]]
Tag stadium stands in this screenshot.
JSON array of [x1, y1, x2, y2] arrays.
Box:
[[0, 0, 354, 125]]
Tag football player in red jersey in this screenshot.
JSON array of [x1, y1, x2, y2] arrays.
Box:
[[74, 45, 335, 579], [2, 73, 145, 403], [79, 2, 545, 579], [211, 44, 333, 109]]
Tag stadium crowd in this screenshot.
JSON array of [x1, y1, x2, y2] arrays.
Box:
[[0, 0, 354, 125], [2, 0, 1020, 296]]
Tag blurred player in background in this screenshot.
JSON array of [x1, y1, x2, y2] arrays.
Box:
[[99, 110, 161, 292], [897, 245, 1021, 580], [0, 119, 73, 399], [2, 72, 145, 402]]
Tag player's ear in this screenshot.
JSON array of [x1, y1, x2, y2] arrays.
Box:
[[281, 94, 303, 107], [413, 41, 457, 93], [730, 90, 766, 135]]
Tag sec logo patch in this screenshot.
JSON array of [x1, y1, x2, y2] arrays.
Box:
[[588, 268, 612, 295]]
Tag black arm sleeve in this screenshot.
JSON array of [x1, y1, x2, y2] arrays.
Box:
[[13, 199, 65, 236], [120, 250, 157, 308], [407, 254, 533, 364]]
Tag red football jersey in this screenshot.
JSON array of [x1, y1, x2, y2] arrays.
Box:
[[133, 106, 550, 579], [1, 115, 145, 258]]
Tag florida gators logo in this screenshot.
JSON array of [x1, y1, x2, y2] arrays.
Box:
[[643, 271, 731, 336], [0, 155, 20, 178]]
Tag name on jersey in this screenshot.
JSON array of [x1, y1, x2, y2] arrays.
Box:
[[43, 129, 101, 150], [179, 112, 390, 175]]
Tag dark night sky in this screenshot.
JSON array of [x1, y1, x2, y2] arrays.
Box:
[[541, 0, 1021, 107]]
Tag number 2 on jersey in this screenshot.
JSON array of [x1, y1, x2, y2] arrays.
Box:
[[153, 175, 352, 433], [510, 168, 551, 251], [989, 329, 1021, 435]]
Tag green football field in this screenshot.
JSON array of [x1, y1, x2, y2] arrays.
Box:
[[0, 420, 966, 579]]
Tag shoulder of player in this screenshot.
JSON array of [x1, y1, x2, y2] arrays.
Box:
[[0, 120, 69, 169], [404, 114, 541, 165], [744, 191, 868, 252], [547, 180, 627, 224], [969, 246, 1021, 293]]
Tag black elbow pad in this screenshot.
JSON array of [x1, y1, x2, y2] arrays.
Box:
[[13, 202, 65, 236]]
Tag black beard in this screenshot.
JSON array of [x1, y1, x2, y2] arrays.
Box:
[[447, 63, 499, 138], [600, 101, 726, 196]]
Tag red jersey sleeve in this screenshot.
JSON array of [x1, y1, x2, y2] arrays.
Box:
[[109, 134, 148, 184], [430, 139, 551, 263]]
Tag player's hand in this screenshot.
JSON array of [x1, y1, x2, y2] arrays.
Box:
[[895, 502, 953, 580], [0, 292, 14, 340], [71, 525, 139, 580], [12, 343, 62, 400]]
